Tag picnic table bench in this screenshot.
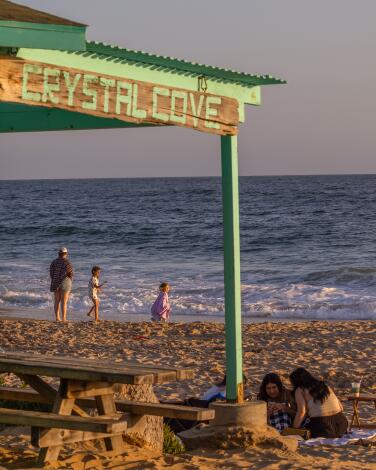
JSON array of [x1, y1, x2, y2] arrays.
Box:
[[0, 352, 215, 464], [347, 394, 376, 430]]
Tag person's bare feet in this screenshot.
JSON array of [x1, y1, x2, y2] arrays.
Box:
[[56, 318, 62, 322]]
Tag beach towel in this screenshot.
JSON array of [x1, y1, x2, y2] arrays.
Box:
[[299, 428, 376, 446]]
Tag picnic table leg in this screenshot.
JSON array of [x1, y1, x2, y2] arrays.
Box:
[[95, 394, 125, 452], [350, 399, 361, 429], [349, 404, 354, 430], [354, 400, 361, 427], [38, 392, 75, 464]]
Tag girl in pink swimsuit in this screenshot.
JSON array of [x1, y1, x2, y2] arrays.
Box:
[[151, 282, 171, 322]]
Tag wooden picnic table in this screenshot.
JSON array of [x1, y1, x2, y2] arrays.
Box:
[[347, 394, 376, 430], [0, 351, 196, 464]]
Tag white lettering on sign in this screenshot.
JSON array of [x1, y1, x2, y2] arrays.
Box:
[[152, 86, 169, 122], [15, 61, 239, 135], [63, 71, 81, 107]]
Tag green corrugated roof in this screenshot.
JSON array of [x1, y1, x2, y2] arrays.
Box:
[[73, 41, 286, 88]]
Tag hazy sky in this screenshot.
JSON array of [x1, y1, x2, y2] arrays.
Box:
[[1, 0, 375, 179]]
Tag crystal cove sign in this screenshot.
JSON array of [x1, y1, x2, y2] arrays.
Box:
[[0, 57, 239, 135]]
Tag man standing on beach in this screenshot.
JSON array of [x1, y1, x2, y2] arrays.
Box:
[[50, 247, 73, 322]]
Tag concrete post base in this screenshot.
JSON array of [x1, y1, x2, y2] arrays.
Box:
[[210, 400, 267, 429], [178, 401, 299, 452]]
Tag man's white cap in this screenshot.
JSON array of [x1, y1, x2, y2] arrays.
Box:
[[58, 247, 68, 254]]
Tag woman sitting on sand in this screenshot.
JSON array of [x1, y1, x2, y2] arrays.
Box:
[[289, 367, 348, 438], [258, 373, 296, 431]]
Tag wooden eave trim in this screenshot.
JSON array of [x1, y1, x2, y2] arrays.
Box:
[[0, 0, 85, 27], [0, 20, 87, 33]]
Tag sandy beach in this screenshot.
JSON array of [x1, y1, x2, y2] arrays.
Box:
[[0, 318, 374, 468]]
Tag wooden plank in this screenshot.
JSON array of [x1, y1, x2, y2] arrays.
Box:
[[114, 400, 215, 421], [0, 388, 215, 421], [3, 354, 190, 384], [0, 407, 127, 433], [350, 424, 376, 429], [347, 395, 376, 401], [0, 357, 155, 384], [0, 56, 239, 136], [0, 351, 194, 382]]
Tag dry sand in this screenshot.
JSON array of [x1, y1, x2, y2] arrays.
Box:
[[0, 318, 374, 469]]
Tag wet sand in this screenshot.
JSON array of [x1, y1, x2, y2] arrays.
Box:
[[0, 305, 313, 324], [0, 318, 374, 468]]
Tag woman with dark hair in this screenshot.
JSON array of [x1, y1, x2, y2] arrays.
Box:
[[258, 373, 296, 431], [289, 367, 348, 438]]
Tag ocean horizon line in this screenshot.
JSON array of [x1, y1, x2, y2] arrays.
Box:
[[2, 172, 376, 182]]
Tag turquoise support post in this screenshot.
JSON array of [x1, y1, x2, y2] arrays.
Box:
[[221, 134, 243, 403]]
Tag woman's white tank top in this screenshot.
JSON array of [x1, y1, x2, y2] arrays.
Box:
[[304, 388, 341, 418]]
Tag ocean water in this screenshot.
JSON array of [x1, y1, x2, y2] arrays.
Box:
[[1, 175, 376, 321]]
